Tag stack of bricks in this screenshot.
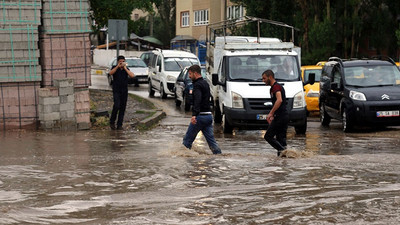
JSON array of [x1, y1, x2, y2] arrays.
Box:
[[38, 78, 77, 130], [0, 0, 42, 130], [40, 0, 91, 88], [74, 88, 91, 130]]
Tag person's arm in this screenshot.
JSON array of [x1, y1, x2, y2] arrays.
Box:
[[109, 65, 119, 75], [191, 82, 202, 124], [267, 91, 283, 123], [124, 65, 135, 78]]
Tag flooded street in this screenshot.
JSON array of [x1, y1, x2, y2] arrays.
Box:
[[1, 80, 400, 224]]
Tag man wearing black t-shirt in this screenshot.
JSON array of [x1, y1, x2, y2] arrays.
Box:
[[262, 69, 289, 156], [109, 55, 135, 130]]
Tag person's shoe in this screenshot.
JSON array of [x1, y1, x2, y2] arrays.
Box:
[[277, 150, 282, 157], [116, 125, 123, 130], [110, 124, 116, 130]]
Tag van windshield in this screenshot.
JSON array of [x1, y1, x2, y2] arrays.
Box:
[[227, 55, 300, 81], [344, 65, 400, 87], [164, 57, 199, 72]]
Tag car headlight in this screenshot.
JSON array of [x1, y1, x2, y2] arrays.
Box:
[[307, 89, 319, 98], [167, 75, 176, 82], [349, 90, 366, 101], [293, 91, 305, 109], [232, 91, 244, 108]]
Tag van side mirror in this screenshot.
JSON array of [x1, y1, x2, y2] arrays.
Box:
[[212, 73, 219, 86], [304, 73, 316, 86]]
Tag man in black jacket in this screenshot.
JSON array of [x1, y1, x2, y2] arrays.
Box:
[[109, 55, 135, 130], [183, 65, 222, 154]]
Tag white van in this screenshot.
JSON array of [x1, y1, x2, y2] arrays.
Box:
[[148, 49, 200, 98], [208, 36, 312, 134]]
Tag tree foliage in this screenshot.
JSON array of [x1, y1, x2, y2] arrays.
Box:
[[232, 0, 400, 64]]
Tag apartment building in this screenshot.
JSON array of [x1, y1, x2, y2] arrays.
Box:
[[175, 0, 245, 63]]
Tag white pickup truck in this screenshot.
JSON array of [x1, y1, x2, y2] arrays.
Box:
[[207, 34, 312, 134]]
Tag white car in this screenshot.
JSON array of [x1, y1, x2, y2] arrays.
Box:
[[106, 57, 149, 86], [148, 49, 200, 98]]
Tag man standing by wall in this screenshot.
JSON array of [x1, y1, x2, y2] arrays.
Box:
[[183, 65, 222, 154], [262, 69, 289, 156], [109, 55, 135, 130]]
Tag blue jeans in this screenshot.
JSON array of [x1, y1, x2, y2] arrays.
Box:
[[183, 114, 222, 154]]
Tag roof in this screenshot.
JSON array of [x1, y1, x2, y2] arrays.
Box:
[[325, 59, 396, 67], [171, 35, 196, 42]]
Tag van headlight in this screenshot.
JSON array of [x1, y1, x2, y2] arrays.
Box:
[[349, 90, 366, 101], [167, 75, 176, 82], [232, 91, 244, 108], [293, 91, 305, 109]]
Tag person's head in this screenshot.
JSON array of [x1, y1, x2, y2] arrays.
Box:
[[188, 65, 201, 81], [117, 55, 125, 64], [262, 69, 275, 86]]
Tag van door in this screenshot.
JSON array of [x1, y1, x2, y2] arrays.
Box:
[[326, 67, 343, 119]]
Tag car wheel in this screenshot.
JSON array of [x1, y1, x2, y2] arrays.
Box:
[[213, 102, 222, 123], [160, 83, 167, 99], [148, 80, 155, 97], [295, 119, 307, 134], [342, 109, 353, 132], [184, 96, 191, 111], [108, 74, 113, 86], [222, 114, 233, 134], [320, 104, 331, 126]]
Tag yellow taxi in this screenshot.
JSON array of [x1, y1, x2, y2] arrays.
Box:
[[301, 65, 322, 113], [396, 62, 399, 67]]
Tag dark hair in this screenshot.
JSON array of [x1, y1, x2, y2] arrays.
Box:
[[262, 69, 275, 78], [117, 55, 125, 61], [188, 64, 201, 74]]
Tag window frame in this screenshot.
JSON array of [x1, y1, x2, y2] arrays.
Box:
[[194, 9, 209, 26], [181, 11, 190, 27]]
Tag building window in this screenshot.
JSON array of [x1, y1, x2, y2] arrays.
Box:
[[194, 9, 209, 26], [181, 11, 189, 27], [227, 5, 244, 20]]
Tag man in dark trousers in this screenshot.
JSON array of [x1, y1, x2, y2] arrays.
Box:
[[109, 55, 135, 130], [262, 69, 289, 156], [183, 65, 222, 154]]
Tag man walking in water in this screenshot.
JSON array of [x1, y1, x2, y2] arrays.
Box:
[[183, 65, 222, 154], [262, 69, 289, 156]]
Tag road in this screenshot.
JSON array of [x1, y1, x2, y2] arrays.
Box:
[[0, 74, 399, 224]]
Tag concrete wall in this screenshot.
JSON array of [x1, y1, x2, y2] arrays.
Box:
[[93, 49, 145, 67]]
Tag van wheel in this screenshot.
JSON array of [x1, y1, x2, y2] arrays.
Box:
[[222, 114, 233, 133], [160, 83, 167, 99], [213, 103, 222, 123], [295, 120, 307, 134], [148, 80, 155, 97], [320, 104, 331, 126], [342, 109, 353, 132]]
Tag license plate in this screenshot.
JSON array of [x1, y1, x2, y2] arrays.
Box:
[[376, 111, 400, 117], [139, 78, 147, 81], [257, 114, 268, 120]]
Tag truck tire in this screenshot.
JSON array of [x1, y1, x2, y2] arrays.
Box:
[[320, 104, 331, 126], [342, 109, 354, 132], [213, 103, 222, 123], [222, 114, 233, 133], [295, 119, 307, 134], [148, 80, 155, 97], [160, 83, 167, 99]]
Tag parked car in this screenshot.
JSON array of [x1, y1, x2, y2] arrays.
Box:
[[301, 65, 322, 113], [148, 49, 200, 99], [106, 57, 149, 86], [319, 57, 400, 132], [140, 51, 155, 67], [174, 66, 207, 111]]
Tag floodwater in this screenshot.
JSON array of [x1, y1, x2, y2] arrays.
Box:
[[1, 117, 400, 224]]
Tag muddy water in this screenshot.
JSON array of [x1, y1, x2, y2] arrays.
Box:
[[1, 121, 400, 224]]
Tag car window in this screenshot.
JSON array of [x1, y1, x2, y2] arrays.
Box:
[[156, 56, 162, 70], [345, 65, 400, 87], [184, 70, 191, 81], [177, 70, 185, 81], [126, 59, 147, 68], [164, 57, 199, 72], [304, 69, 322, 82], [333, 70, 341, 84]]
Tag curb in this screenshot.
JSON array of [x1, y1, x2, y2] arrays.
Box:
[[136, 110, 166, 130]]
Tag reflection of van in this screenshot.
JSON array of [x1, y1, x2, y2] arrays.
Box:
[[301, 65, 322, 113], [148, 49, 200, 98]]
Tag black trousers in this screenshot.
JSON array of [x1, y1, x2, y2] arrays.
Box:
[[264, 114, 289, 151], [110, 91, 128, 127]]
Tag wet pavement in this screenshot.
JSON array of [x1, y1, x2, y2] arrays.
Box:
[[0, 76, 399, 224]]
